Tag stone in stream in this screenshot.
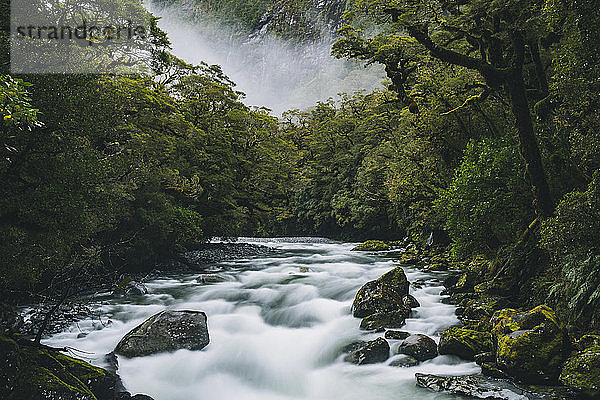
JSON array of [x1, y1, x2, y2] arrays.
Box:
[[389, 354, 419, 367], [351, 267, 410, 318], [385, 330, 411, 340], [196, 274, 229, 284], [351, 240, 389, 251], [359, 308, 410, 332], [403, 294, 420, 309], [416, 373, 555, 400], [344, 338, 390, 365], [397, 334, 438, 361], [438, 327, 493, 361], [115, 310, 209, 358], [113, 279, 148, 297]]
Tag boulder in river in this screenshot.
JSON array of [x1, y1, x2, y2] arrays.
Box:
[[415, 373, 574, 400], [115, 310, 209, 358], [397, 334, 438, 361], [0, 333, 155, 400], [113, 279, 148, 297], [438, 327, 492, 361], [351, 240, 389, 251], [491, 305, 568, 384], [403, 295, 420, 309], [196, 274, 229, 284], [359, 308, 410, 331], [389, 354, 419, 367], [385, 330, 411, 340], [352, 267, 410, 318], [344, 338, 389, 365]]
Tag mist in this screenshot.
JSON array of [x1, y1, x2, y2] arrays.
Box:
[[145, 2, 385, 115]]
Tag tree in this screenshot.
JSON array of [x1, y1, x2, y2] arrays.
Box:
[[333, 0, 556, 217]]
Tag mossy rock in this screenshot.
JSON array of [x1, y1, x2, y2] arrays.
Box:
[[352, 267, 410, 318], [492, 305, 568, 384], [351, 240, 390, 251], [438, 327, 492, 360], [397, 334, 438, 361], [462, 297, 506, 323], [559, 345, 600, 396], [359, 308, 410, 332], [344, 338, 390, 365], [576, 334, 600, 351], [0, 334, 124, 400]]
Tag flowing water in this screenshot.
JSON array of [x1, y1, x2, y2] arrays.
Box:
[[46, 238, 479, 399]]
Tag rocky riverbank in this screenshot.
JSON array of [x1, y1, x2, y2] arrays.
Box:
[[351, 239, 599, 399]]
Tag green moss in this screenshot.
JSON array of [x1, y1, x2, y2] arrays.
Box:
[[378, 267, 408, 285], [559, 346, 600, 396], [352, 240, 390, 251], [438, 327, 493, 360]]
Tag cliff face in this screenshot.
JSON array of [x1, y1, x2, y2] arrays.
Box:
[[147, 0, 383, 114], [151, 0, 347, 43]]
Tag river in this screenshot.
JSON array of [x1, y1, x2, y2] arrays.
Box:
[[45, 238, 479, 399]]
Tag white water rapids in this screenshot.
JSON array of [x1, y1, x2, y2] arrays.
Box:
[[46, 238, 479, 399]]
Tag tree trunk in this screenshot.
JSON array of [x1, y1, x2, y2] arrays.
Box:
[[506, 75, 554, 217]]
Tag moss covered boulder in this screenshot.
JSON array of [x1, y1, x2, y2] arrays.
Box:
[[559, 345, 600, 396], [116, 310, 210, 358], [344, 338, 390, 365], [351, 240, 390, 251], [359, 307, 410, 331], [397, 334, 438, 361], [352, 267, 410, 318], [492, 305, 568, 383], [438, 327, 492, 360], [0, 334, 139, 400]]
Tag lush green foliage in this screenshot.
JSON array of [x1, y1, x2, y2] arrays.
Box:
[[437, 138, 533, 258], [1, 0, 600, 333]]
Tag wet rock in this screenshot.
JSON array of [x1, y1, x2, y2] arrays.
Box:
[[174, 243, 272, 268], [438, 327, 492, 361], [1, 334, 125, 400], [462, 297, 506, 322], [341, 341, 367, 354], [397, 334, 438, 361], [443, 274, 460, 290], [403, 295, 420, 308], [575, 334, 600, 350], [351, 240, 389, 251], [115, 310, 209, 358], [384, 330, 411, 340], [474, 351, 495, 364], [113, 279, 148, 297], [424, 262, 448, 272], [492, 305, 568, 384], [359, 308, 410, 331], [352, 267, 410, 318], [344, 338, 389, 365], [416, 373, 541, 399], [196, 274, 229, 284], [389, 354, 419, 367], [559, 345, 600, 397]]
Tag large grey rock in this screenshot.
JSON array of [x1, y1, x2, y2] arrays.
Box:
[[352, 267, 410, 318], [416, 373, 575, 400], [344, 338, 389, 365], [115, 310, 209, 358], [397, 334, 438, 361]]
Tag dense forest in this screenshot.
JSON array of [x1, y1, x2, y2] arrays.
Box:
[[1, 0, 599, 343]]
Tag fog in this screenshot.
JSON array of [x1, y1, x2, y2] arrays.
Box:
[[146, 2, 385, 115]]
